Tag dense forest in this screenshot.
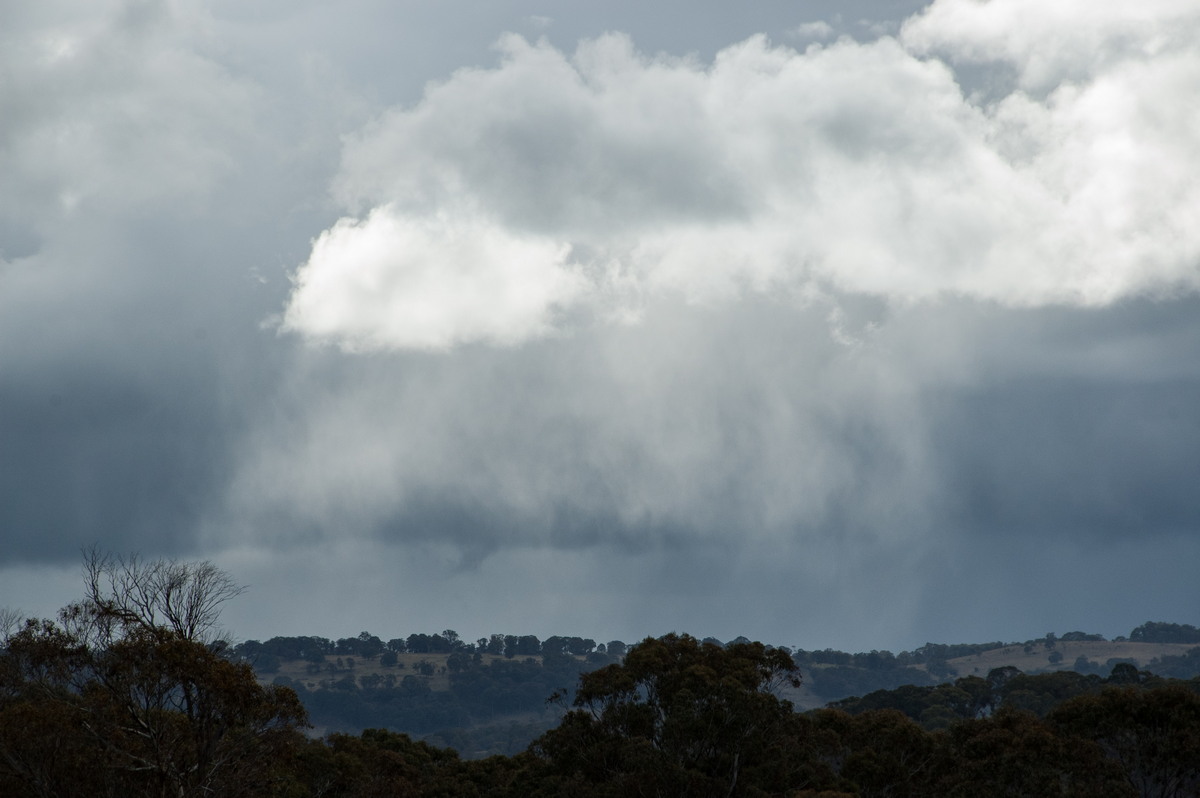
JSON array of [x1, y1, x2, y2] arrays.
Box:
[[3, 554, 1200, 796]]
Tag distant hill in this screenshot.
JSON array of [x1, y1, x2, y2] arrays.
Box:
[[237, 622, 1200, 756], [943, 640, 1198, 679]]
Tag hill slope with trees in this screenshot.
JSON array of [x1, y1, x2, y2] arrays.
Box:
[[233, 623, 1200, 756], [4, 553, 1200, 796]]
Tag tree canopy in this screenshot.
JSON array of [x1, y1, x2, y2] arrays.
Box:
[[0, 553, 306, 798], [528, 633, 805, 797]]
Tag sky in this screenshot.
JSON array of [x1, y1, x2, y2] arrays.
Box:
[[2, 0, 1199, 654]]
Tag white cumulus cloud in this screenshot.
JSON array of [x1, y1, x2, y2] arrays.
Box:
[[902, 0, 1200, 92], [282, 206, 589, 350], [283, 0, 1200, 352]]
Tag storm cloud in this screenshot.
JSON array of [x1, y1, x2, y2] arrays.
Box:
[[2, 0, 1198, 651]]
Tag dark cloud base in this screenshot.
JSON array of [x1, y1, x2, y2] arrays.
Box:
[[931, 376, 1200, 540]]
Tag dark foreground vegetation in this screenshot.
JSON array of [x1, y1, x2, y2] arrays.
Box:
[[3, 554, 1200, 797]]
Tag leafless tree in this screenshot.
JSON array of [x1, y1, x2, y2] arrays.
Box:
[[1, 552, 304, 798], [62, 547, 246, 646], [0, 607, 24, 644]]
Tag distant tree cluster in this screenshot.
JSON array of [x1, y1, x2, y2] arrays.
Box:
[[1130, 621, 1200, 644], [794, 648, 937, 700], [232, 629, 626, 752], [831, 662, 1166, 726], [1147, 646, 1200, 679], [1061, 630, 1107, 642], [238, 630, 621, 662]]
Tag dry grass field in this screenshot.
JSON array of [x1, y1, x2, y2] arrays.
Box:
[[944, 640, 1196, 678]]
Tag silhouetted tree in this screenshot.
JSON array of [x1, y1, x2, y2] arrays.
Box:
[[0, 553, 307, 798], [530, 633, 803, 797]]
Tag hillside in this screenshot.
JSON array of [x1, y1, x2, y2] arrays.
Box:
[[267, 651, 500, 694], [944, 640, 1197, 678], [240, 623, 1200, 756]]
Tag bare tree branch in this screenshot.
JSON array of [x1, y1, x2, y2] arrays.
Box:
[[67, 547, 246, 645], [0, 607, 24, 644]]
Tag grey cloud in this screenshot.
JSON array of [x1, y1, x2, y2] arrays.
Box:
[[225, 298, 936, 554], [930, 375, 1200, 540], [0, 216, 299, 565], [335, 34, 751, 235], [902, 0, 1200, 93], [0, 366, 227, 561], [4, 0, 1200, 653], [215, 287, 1200, 649]]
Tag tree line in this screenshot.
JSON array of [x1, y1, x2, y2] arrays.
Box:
[[3, 553, 1199, 797], [236, 631, 623, 675]]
